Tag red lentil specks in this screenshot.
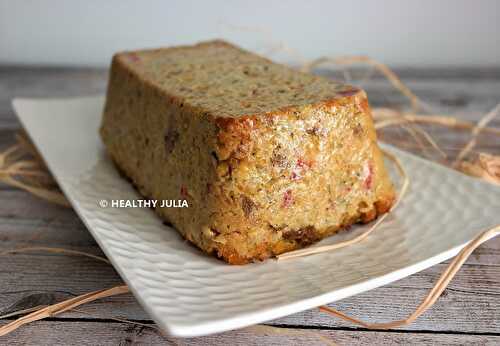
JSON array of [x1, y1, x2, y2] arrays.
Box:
[[127, 53, 141, 63], [282, 189, 294, 208], [290, 158, 314, 180], [362, 161, 374, 189], [297, 158, 313, 169], [180, 185, 190, 199]]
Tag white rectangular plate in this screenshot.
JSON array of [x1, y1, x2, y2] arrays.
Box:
[[13, 96, 500, 337]]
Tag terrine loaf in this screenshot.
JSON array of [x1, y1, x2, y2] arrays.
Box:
[[100, 40, 395, 264]]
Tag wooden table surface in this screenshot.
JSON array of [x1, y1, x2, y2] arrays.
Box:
[[0, 66, 499, 345]]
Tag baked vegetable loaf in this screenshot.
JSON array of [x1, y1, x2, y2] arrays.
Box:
[[100, 40, 395, 264]]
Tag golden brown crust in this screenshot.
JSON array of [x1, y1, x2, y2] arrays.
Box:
[[100, 40, 396, 265]]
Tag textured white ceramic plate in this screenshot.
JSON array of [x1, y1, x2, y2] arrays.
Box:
[[13, 96, 500, 337]]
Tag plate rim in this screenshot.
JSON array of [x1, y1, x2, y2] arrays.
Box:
[[12, 96, 500, 337]]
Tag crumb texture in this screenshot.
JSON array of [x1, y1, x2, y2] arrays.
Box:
[[100, 40, 395, 264], [118, 40, 358, 117]]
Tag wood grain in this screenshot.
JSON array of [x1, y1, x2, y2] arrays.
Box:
[[0, 66, 499, 344], [1, 321, 499, 346]]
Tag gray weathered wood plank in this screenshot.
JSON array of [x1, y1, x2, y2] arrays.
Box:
[[1, 66, 500, 129], [1, 252, 499, 333], [1, 66, 500, 343], [1, 320, 499, 346], [0, 187, 499, 333]]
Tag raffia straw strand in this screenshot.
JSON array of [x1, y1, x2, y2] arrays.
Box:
[[0, 175, 70, 207], [319, 225, 500, 329], [0, 49, 498, 338], [400, 124, 444, 161], [299, 57, 445, 160], [459, 153, 500, 186], [0, 285, 129, 337], [0, 144, 23, 167], [0, 244, 332, 343], [301, 56, 423, 112], [277, 149, 409, 261], [408, 124, 447, 160], [0, 246, 110, 264], [380, 140, 486, 154], [373, 108, 500, 136], [15, 131, 48, 165], [0, 306, 48, 320], [376, 112, 446, 162], [453, 103, 500, 166], [0, 140, 71, 207], [400, 124, 431, 158]]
